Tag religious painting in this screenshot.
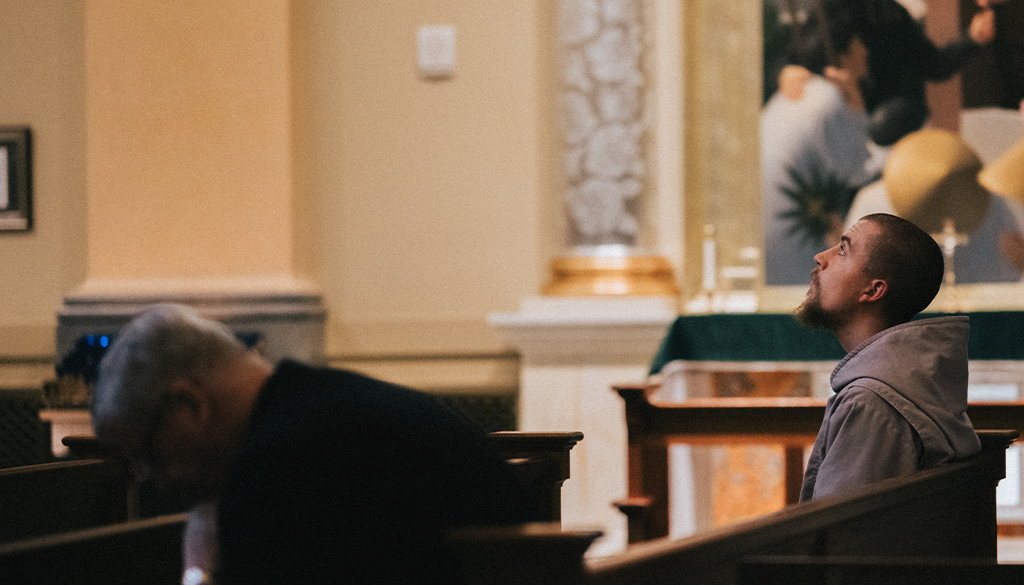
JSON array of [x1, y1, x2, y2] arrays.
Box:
[[760, 0, 1024, 289], [0, 126, 32, 232]]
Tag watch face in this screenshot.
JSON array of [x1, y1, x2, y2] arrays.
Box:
[[183, 567, 211, 585]]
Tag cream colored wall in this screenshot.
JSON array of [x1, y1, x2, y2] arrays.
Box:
[[83, 0, 294, 283], [0, 0, 559, 394], [292, 1, 558, 392], [0, 1, 765, 395], [0, 0, 87, 385]]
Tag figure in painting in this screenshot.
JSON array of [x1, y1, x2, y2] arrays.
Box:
[[761, 0, 1013, 286]]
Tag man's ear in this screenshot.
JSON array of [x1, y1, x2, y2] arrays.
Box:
[[860, 279, 887, 303], [166, 378, 210, 425]]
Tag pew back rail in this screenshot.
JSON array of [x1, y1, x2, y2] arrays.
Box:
[[588, 429, 1017, 584], [0, 458, 134, 543]]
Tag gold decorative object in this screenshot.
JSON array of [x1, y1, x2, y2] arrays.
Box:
[[979, 136, 1024, 203], [42, 375, 92, 408], [543, 256, 678, 297], [883, 129, 989, 235]]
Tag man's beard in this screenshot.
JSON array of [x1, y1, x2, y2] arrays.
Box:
[[794, 270, 839, 330], [794, 296, 837, 329]]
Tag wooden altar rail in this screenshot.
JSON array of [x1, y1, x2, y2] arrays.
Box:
[[614, 383, 1024, 543], [11, 432, 1013, 585]]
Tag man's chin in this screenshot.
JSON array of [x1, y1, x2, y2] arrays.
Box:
[[793, 300, 832, 329]]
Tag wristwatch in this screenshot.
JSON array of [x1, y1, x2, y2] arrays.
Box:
[[182, 567, 212, 585]]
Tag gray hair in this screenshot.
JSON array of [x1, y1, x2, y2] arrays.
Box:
[[92, 303, 247, 441]]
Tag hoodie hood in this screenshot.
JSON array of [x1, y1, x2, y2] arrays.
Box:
[[830, 315, 979, 465]]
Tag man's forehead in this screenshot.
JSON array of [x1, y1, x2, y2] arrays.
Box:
[[843, 219, 881, 251]]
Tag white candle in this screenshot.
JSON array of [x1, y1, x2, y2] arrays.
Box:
[[702, 225, 716, 292]]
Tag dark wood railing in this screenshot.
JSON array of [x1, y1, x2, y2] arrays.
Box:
[[614, 382, 1024, 543]]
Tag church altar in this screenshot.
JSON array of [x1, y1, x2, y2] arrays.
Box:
[[650, 311, 1024, 374], [492, 306, 1024, 554], [647, 311, 1024, 534]]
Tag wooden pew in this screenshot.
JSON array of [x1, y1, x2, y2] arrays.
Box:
[[0, 388, 52, 469], [614, 382, 1024, 543], [488, 431, 583, 522], [0, 458, 135, 543], [737, 555, 1024, 585], [2, 432, 1015, 585], [446, 430, 1022, 585], [0, 513, 186, 585], [60, 431, 584, 525], [0, 432, 582, 583], [448, 523, 601, 585]]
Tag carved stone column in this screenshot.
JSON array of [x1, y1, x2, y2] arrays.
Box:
[[545, 0, 677, 297]]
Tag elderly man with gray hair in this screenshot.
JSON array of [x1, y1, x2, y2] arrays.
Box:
[[92, 304, 537, 585]]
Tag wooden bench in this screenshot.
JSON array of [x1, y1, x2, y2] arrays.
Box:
[[0, 388, 52, 469], [0, 458, 135, 543], [488, 430, 583, 522], [59, 430, 584, 524], [0, 431, 582, 582], [0, 513, 186, 585], [448, 429, 1021, 584], [614, 383, 1024, 543], [2, 431, 1015, 584]]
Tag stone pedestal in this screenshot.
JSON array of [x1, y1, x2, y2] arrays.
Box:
[[56, 282, 326, 366], [489, 296, 676, 556]]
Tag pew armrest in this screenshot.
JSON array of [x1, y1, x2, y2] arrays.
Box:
[[488, 431, 584, 522]]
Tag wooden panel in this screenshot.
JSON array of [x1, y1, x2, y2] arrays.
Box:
[[0, 459, 134, 542], [0, 514, 186, 585]]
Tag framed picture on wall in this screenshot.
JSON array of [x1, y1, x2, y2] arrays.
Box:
[[0, 126, 32, 231]]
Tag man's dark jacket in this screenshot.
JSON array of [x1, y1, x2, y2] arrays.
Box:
[[216, 360, 538, 584]]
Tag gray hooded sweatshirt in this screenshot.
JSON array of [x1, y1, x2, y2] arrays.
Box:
[[800, 315, 981, 501]]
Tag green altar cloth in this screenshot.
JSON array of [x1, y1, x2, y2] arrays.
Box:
[[650, 312, 1024, 375]]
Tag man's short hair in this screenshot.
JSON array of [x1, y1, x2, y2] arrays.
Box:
[[861, 213, 944, 325], [91, 304, 247, 442]]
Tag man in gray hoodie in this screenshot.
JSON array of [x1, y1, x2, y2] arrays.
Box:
[[795, 212, 980, 501]]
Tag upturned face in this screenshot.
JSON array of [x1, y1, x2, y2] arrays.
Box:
[[796, 219, 879, 329]]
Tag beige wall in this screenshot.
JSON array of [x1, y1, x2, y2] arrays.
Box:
[[291, 2, 558, 391], [0, 0, 767, 393], [0, 1, 87, 385], [0, 1, 560, 393], [84, 0, 295, 283]]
